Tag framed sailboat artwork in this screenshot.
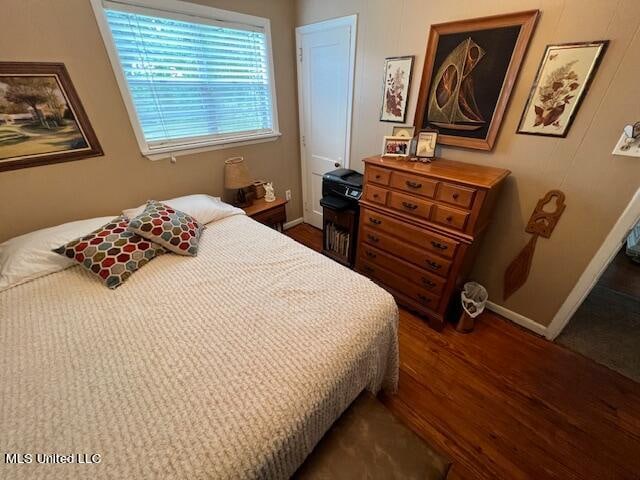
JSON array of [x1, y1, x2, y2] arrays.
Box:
[[414, 11, 539, 151]]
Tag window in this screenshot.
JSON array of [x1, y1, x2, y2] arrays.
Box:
[[91, 0, 280, 159]]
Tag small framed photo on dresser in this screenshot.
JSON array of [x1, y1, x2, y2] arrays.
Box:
[[416, 130, 438, 160], [382, 136, 411, 157], [392, 125, 415, 138]]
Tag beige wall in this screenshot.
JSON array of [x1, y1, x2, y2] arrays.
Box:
[[297, 0, 640, 327], [0, 0, 301, 242]]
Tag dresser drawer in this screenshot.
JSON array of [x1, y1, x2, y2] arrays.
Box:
[[388, 191, 432, 220], [389, 171, 438, 198], [361, 208, 458, 259], [359, 260, 441, 309], [436, 182, 476, 209], [358, 244, 446, 296], [362, 227, 452, 277], [366, 166, 391, 186], [432, 204, 469, 231], [364, 184, 388, 206]]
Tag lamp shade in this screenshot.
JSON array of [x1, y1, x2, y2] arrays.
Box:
[[224, 156, 252, 189]]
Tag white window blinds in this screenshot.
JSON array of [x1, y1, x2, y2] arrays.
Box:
[[99, 1, 277, 153]]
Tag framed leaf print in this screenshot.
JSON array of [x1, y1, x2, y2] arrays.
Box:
[[414, 10, 539, 150], [517, 41, 608, 138], [380, 56, 414, 123], [0, 62, 102, 172]]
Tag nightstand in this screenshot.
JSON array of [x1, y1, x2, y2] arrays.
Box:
[[244, 197, 288, 231]]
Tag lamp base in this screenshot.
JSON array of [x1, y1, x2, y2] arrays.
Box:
[[233, 188, 253, 208]]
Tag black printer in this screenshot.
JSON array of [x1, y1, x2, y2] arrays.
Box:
[[319, 169, 363, 268], [320, 168, 363, 209]]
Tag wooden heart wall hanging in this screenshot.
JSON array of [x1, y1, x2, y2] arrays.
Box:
[[504, 190, 566, 300]]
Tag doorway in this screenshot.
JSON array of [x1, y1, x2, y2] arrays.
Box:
[[296, 15, 357, 228], [556, 225, 640, 381], [548, 188, 640, 381]]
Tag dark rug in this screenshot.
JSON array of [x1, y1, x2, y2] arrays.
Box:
[[557, 284, 640, 382]]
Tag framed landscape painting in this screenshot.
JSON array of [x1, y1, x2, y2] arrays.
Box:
[[0, 62, 102, 172], [380, 56, 414, 123], [517, 41, 608, 138], [414, 10, 539, 150]]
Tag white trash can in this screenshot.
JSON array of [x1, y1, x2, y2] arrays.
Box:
[[457, 282, 488, 333]]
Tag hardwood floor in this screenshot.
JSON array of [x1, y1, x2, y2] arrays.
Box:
[[286, 223, 640, 480]]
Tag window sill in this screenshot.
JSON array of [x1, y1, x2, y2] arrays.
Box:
[[143, 132, 282, 161]]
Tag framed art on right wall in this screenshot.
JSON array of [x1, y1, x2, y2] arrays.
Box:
[[517, 41, 608, 138]]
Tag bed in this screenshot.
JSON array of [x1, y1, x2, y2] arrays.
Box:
[[0, 213, 399, 479]]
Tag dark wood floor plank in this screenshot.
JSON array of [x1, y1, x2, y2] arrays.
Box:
[[395, 313, 638, 479], [285, 223, 640, 480], [285, 222, 323, 252]]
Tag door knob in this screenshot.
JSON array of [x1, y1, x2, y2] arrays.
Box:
[[334, 162, 341, 168]]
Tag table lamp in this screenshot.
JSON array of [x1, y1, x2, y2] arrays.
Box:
[[224, 156, 253, 207]]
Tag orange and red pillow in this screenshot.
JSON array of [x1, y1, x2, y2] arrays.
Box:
[[53, 217, 165, 289], [127, 200, 204, 256]]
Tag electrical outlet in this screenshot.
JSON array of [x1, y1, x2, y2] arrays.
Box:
[[613, 132, 640, 157], [285, 190, 292, 201]]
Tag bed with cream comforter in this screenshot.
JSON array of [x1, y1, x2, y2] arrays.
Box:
[[0, 214, 399, 479]]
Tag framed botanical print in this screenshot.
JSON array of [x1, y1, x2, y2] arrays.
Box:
[[380, 56, 414, 123], [517, 41, 608, 137], [414, 10, 539, 150], [0, 62, 102, 172]]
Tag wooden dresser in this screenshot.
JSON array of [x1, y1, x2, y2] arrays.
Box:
[[356, 155, 510, 330]]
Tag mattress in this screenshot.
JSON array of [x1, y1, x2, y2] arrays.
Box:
[[0, 214, 399, 479]]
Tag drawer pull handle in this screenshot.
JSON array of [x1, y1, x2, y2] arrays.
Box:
[[375, 174, 381, 180], [452, 193, 460, 200], [373, 193, 379, 198], [421, 278, 437, 288], [431, 241, 448, 250], [365, 251, 377, 259], [368, 217, 382, 225], [425, 260, 442, 270], [367, 234, 380, 243], [417, 294, 432, 304], [406, 180, 422, 189], [402, 201, 418, 210], [363, 265, 374, 274], [446, 216, 454, 223]]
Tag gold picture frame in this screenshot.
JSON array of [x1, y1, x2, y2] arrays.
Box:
[[414, 10, 539, 151]]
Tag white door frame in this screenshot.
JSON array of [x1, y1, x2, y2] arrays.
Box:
[[546, 187, 640, 340], [295, 15, 357, 226]]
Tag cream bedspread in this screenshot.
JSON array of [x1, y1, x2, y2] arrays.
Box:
[[0, 215, 398, 479]]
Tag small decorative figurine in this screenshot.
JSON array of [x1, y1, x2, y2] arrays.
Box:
[[264, 182, 275, 202]]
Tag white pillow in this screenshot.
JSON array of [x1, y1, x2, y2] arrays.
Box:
[[0, 216, 117, 292], [122, 194, 245, 225]]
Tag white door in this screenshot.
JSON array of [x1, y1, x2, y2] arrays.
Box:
[[296, 16, 357, 229]]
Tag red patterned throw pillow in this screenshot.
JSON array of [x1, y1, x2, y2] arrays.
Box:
[[53, 217, 165, 289], [127, 200, 204, 256]]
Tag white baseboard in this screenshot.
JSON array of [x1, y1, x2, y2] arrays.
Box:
[[283, 217, 304, 230], [486, 301, 548, 337]]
